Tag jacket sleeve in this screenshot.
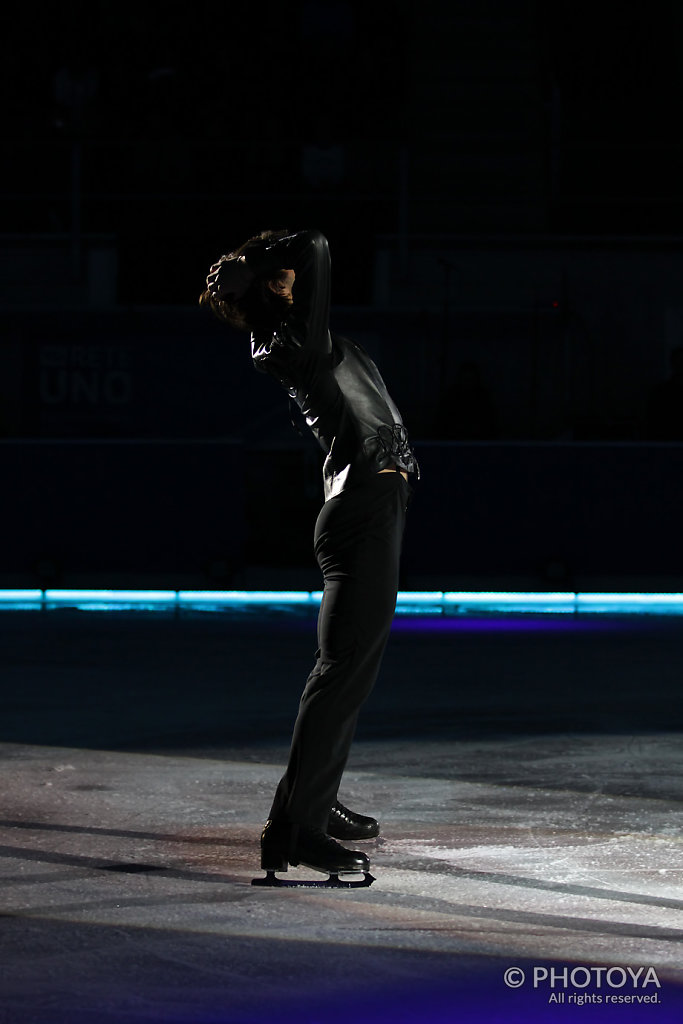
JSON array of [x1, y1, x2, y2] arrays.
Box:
[[245, 229, 331, 354]]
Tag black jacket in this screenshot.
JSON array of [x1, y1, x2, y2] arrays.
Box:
[[246, 229, 418, 500]]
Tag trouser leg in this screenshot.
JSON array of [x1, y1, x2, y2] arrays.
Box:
[[269, 473, 408, 830]]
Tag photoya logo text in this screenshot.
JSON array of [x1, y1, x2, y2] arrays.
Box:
[[532, 966, 661, 989], [504, 965, 661, 990]]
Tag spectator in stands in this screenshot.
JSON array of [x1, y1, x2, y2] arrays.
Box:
[[646, 346, 683, 440], [436, 360, 500, 440]]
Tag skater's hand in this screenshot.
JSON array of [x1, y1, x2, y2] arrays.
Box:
[[206, 254, 255, 302]]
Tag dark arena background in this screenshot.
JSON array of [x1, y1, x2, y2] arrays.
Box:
[[2, 2, 683, 1023]]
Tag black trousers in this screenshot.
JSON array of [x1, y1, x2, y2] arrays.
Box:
[[269, 470, 409, 830]]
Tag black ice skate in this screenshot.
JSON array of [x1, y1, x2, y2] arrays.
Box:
[[252, 819, 375, 889], [327, 800, 380, 840]]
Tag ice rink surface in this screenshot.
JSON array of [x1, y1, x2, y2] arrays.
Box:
[[1, 607, 682, 1022]]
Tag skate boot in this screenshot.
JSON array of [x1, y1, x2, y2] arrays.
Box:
[[327, 800, 380, 840], [252, 819, 375, 888]]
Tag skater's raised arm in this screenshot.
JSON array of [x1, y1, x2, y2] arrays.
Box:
[[246, 229, 331, 354], [203, 229, 331, 355]]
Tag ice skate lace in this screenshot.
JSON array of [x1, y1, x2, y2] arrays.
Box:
[[290, 825, 346, 855]]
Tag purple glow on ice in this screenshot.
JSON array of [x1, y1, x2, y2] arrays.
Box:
[[391, 615, 628, 634], [186, 967, 683, 1023]]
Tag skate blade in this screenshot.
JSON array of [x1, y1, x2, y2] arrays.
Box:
[[251, 870, 376, 889]]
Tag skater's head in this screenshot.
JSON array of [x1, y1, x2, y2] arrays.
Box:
[[199, 230, 294, 333]]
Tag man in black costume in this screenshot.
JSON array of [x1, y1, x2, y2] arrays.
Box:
[[201, 229, 418, 883]]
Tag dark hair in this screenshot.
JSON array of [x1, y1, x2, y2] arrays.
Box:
[[199, 229, 291, 333]]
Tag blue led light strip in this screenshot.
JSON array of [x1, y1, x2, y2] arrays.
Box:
[[46, 589, 177, 603], [1, 590, 683, 614]]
